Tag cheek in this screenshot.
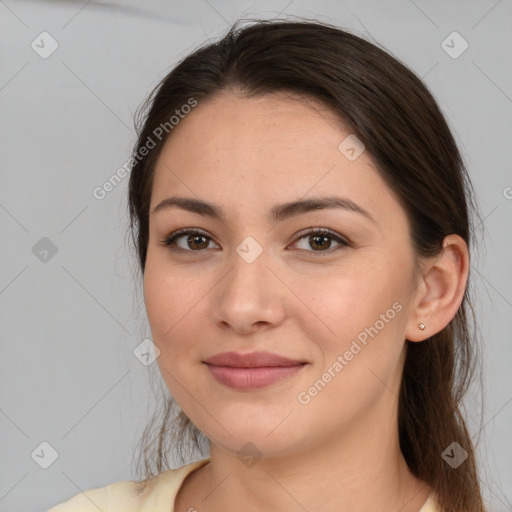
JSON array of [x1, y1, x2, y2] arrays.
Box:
[[143, 256, 212, 368], [143, 262, 203, 396], [143, 266, 168, 337], [293, 259, 409, 363], [143, 257, 189, 345], [289, 267, 380, 337]]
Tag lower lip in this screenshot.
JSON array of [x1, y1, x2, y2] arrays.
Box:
[[206, 364, 306, 390]]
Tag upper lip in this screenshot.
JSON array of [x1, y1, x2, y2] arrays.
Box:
[[204, 351, 306, 368]]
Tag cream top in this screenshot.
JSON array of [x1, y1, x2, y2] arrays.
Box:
[[47, 457, 439, 511]]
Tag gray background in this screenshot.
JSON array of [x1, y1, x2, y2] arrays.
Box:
[[0, 1, 511, 511]]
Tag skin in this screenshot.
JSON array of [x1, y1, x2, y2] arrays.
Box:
[[143, 90, 469, 512]]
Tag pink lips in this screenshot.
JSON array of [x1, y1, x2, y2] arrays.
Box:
[[204, 351, 307, 390]]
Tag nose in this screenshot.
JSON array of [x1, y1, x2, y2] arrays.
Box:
[[213, 250, 287, 335]]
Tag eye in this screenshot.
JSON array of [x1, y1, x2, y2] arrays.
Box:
[[160, 229, 219, 254], [290, 228, 349, 255], [160, 227, 350, 255]]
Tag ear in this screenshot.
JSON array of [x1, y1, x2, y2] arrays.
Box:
[[405, 235, 470, 342]]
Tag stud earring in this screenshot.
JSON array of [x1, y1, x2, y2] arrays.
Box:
[[418, 323, 426, 330]]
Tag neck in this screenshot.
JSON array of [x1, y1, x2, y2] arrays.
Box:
[[177, 406, 432, 512]]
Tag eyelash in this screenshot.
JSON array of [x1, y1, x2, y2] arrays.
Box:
[[160, 227, 350, 256]]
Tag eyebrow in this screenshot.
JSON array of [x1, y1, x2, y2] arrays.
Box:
[[151, 196, 376, 224]]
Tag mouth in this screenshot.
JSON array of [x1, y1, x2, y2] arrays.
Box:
[[203, 351, 308, 391], [204, 364, 307, 390], [203, 350, 306, 368]]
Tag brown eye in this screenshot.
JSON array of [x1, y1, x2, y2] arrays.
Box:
[[160, 227, 349, 256], [292, 228, 349, 254], [161, 229, 218, 253], [183, 234, 210, 250]]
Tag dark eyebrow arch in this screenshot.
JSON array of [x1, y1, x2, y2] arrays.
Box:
[[151, 196, 376, 224]]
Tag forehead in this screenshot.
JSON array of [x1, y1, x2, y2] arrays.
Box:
[[166, 90, 347, 150], [150, 91, 405, 232]]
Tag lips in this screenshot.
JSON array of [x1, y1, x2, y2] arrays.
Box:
[[203, 351, 306, 368], [203, 351, 307, 390]]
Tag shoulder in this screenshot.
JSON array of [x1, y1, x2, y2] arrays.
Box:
[[418, 492, 440, 512], [47, 458, 210, 512]]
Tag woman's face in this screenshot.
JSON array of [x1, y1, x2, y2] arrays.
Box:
[[144, 90, 422, 458]]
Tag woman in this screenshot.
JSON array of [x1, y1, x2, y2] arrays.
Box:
[[49, 17, 486, 512]]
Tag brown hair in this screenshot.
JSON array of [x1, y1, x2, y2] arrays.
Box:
[[127, 17, 486, 511]]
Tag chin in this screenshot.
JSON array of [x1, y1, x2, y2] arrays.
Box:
[[201, 412, 308, 457], [209, 430, 304, 461]]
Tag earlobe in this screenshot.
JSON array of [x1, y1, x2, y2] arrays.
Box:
[[405, 235, 469, 343]]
